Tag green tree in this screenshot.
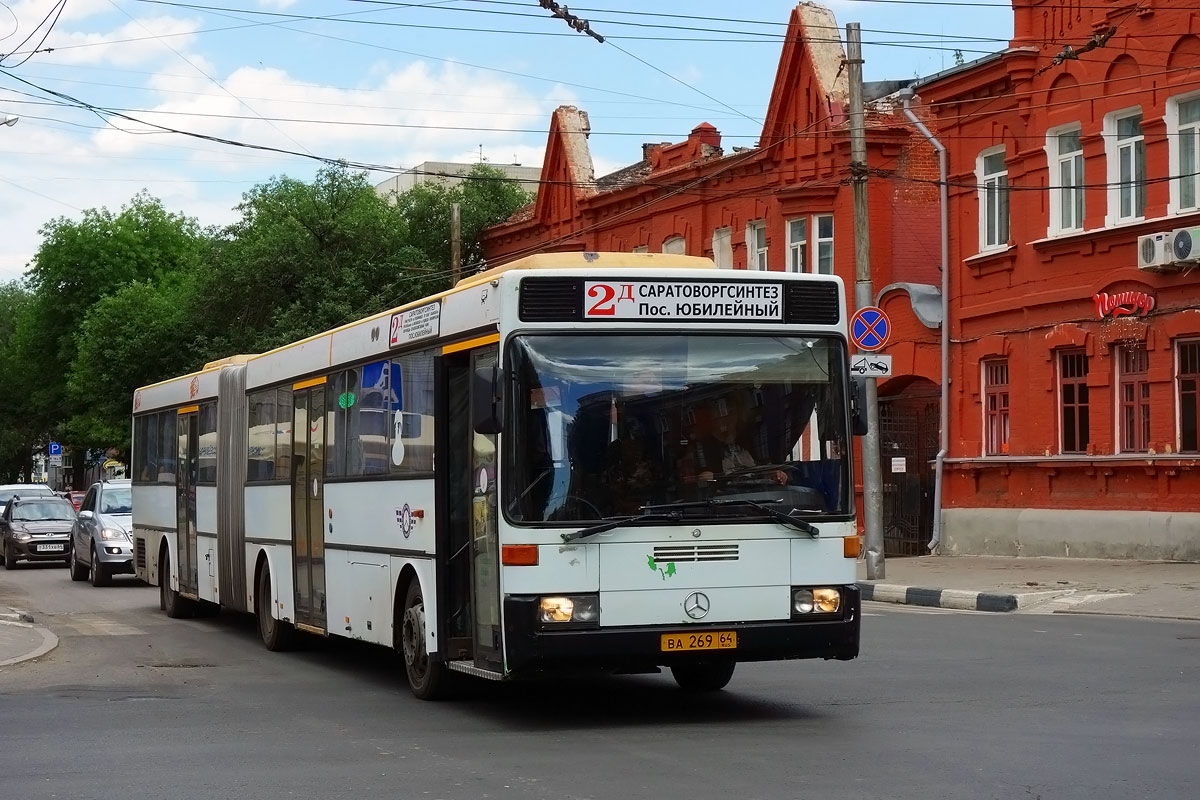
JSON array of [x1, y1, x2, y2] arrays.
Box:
[[66, 274, 198, 453], [191, 165, 441, 356], [18, 193, 209, 478], [395, 163, 534, 273], [0, 282, 37, 480]]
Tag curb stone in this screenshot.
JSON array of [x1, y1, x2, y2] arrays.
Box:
[[860, 583, 1071, 612], [0, 620, 59, 667]]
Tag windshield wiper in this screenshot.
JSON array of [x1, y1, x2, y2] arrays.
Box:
[[643, 498, 820, 537], [562, 510, 685, 543]]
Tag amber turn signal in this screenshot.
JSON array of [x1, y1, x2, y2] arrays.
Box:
[[501, 544, 539, 566], [843, 536, 863, 559]]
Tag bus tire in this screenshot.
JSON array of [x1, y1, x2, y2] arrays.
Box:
[[399, 579, 447, 700], [160, 548, 193, 619], [256, 564, 295, 652], [670, 660, 736, 692]]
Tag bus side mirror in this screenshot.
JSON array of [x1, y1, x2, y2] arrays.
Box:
[[850, 378, 869, 436], [473, 363, 504, 435]]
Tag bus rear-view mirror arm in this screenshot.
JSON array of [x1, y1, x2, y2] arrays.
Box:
[[850, 378, 869, 437], [473, 363, 504, 435]]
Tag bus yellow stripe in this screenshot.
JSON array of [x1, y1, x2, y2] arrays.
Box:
[[176, 405, 199, 415], [442, 333, 500, 355], [292, 376, 327, 391]]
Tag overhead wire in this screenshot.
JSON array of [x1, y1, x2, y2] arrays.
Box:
[[0, 2, 18, 45], [0, 0, 67, 69], [104, 0, 319, 158]]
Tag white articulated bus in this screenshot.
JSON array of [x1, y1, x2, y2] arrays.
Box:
[[132, 252, 866, 699]]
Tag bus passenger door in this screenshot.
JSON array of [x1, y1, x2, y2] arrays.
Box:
[[443, 341, 501, 671], [292, 379, 327, 631], [175, 408, 199, 598]]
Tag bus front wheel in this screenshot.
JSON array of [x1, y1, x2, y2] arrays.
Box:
[[670, 660, 736, 692], [399, 579, 447, 700]]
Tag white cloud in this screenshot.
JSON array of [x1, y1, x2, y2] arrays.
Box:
[[39, 14, 203, 67], [0, 56, 578, 281], [92, 60, 568, 170]]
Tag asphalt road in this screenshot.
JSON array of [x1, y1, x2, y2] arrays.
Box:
[[1, 562, 1198, 800]]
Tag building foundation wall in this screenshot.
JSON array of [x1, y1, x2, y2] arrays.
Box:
[[942, 508, 1200, 562]]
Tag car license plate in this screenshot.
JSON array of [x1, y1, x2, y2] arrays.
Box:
[[660, 631, 737, 652], [36, 544, 65, 553]]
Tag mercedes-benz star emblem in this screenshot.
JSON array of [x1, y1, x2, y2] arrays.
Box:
[[684, 592, 710, 620]]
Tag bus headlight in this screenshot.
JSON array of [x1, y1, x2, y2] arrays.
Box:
[[537, 594, 599, 627], [792, 589, 814, 615], [813, 588, 841, 613], [792, 587, 841, 616]]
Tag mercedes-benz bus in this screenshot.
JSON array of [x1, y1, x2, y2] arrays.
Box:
[[131, 252, 865, 699]]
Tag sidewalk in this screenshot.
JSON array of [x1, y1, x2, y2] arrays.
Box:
[[0, 607, 58, 667], [858, 555, 1200, 619]]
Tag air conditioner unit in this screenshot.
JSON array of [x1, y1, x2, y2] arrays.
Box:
[[1171, 226, 1200, 265], [1137, 231, 1177, 272]]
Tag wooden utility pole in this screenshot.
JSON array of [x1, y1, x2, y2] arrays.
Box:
[[846, 23, 886, 579], [450, 202, 462, 284]]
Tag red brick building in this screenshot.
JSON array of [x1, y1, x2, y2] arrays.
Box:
[[484, 1, 1200, 560], [912, 0, 1200, 559]]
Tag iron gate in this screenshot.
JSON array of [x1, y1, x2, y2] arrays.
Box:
[[878, 384, 939, 557]]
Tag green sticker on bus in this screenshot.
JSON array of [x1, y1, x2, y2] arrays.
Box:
[[647, 554, 677, 580]]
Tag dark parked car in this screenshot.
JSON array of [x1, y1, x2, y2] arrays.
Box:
[[0, 495, 77, 568], [70, 480, 134, 587]]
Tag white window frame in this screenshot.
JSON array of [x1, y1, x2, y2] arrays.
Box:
[[785, 214, 833, 273], [976, 145, 1009, 252], [785, 218, 807, 273], [1166, 90, 1200, 216], [1045, 124, 1085, 235], [815, 213, 834, 274], [632, 245, 649, 254], [746, 220, 767, 271], [1104, 106, 1146, 225], [712, 227, 732, 269], [662, 236, 685, 255]]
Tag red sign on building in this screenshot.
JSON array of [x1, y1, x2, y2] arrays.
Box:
[[1094, 291, 1156, 320]]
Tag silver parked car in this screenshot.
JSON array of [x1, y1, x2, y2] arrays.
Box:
[[0, 495, 77, 568], [69, 479, 134, 587], [0, 483, 55, 517]]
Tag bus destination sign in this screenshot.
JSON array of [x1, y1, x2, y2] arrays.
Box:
[[583, 280, 782, 321], [389, 301, 441, 347]]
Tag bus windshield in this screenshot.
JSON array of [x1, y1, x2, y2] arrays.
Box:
[[506, 334, 851, 524]]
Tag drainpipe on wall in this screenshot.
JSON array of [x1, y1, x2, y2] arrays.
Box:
[[899, 87, 950, 554]]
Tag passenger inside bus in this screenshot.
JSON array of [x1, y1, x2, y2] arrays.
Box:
[[686, 400, 788, 487]]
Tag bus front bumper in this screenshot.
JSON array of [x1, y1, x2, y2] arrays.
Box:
[[502, 585, 860, 676]]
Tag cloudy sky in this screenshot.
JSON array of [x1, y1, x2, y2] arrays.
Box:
[[0, 0, 1013, 281]]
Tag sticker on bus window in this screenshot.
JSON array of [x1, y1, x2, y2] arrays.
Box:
[[529, 387, 561, 409]]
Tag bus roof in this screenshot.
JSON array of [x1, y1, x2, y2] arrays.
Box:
[[138, 252, 731, 396], [456, 252, 714, 289]]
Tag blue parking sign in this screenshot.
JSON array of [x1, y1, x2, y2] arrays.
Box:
[[48, 442, 61, 456]]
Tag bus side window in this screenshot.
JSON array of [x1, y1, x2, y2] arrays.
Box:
[[134, 413, 159, 484], [389, 352, 435, 475], [247, 390, 278, 481]]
